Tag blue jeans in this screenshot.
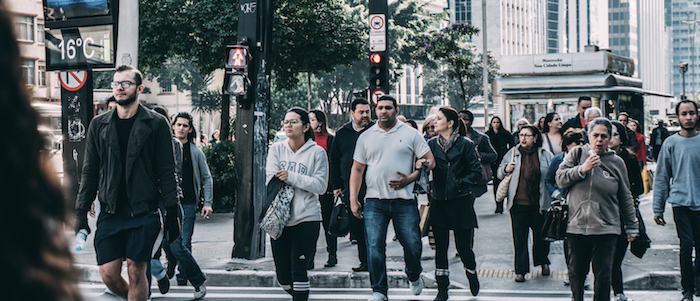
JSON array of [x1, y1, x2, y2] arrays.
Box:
[[177, 203, 197, 282], [364, 198, 422, 295]]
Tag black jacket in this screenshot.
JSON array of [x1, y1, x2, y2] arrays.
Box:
[[428, 137, 483, 201], [486, 128, 515, 167], [619, 148, 644, 199], [651, 126, 671, 146], [329, 121, 375, 192], [561, 114, 585, 133], [76, 105, 179, 214]]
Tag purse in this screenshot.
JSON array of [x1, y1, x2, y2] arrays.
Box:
[[418, 202, 431, 237], [327, 195, 350, 237], [259, 180, 294, 240], [474, 134, 494, 185], [495, 149, 516, 203], [540, 199, 568, 241]]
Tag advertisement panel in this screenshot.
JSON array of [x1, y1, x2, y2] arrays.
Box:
[[45, 24, 114, 70]]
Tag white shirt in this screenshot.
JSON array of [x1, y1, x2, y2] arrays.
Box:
[[354, 121, 430, 200]]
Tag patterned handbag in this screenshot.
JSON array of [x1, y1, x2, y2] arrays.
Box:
[[260, 183, 294, 240]]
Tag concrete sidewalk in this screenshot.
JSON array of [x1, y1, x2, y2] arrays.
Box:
[[72, 177, 682, 292]]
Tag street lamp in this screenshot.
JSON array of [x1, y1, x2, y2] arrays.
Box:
[[680, 61, 689, 99]]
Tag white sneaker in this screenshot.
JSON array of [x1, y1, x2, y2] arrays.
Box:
[[614, 293, 628, 301], [194, 283, 207, 299], [368, 292, 388, 301], [409, 278, 423, 295]]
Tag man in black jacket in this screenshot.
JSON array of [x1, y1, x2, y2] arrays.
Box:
[[561, 96, 593, 133], [616, 112, 639, 153], [75, 65, 181, 301], [329, 98, 373, 272], [651, 120, 671, 161]]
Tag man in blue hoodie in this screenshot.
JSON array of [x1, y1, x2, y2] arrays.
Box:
[[653, 100, 700, 301]]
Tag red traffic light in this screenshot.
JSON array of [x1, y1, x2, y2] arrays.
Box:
[[226, 45, 249, 69], [370, 53, 382, 64]]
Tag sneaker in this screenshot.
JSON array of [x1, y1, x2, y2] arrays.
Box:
[[324, 254, 337, 267], [409, 278, 423, 295], [369, 292, 388, 301], [614, 293, 628, 301], [683, 291, 694, 301], [194, 283, 207, 300], [563, 277, 570, 286], [157, 276, 170, 294]]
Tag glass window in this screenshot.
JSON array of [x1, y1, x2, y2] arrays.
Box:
[[37, 23, 44, 44], [15, 15, 34, 42], [22, 60, 35, 85], [38, 65, 46, 86]]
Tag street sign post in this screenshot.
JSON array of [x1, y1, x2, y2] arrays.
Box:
[[368, 0, 389, 99]]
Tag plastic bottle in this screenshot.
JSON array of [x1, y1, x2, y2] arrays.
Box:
[[75, 229, 88, 251]]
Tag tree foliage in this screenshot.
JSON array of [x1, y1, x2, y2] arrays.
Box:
[[411, 23, 489, 110], [270, 74, 320, 129]]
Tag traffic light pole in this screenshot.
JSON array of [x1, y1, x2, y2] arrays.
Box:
[[232, 0, 272, 259], [368, 0, 389, 105]]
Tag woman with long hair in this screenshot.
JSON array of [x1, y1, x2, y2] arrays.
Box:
[[609, 121, 644, 301], [266, 107, 329, 301], [0, 0, 82, 298], [497, 125, 553, 282], [537, 117, 546, 133], [542, 113, 563, 155], [308, 109, 337, 268], [420, 107, 483, 299], [486, 116, 515, 213], [555, 118, 638, 301], [627, 119, 647, 170]]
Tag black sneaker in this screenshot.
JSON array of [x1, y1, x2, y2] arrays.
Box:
[[324, 254, 337, 267], [157, 277, 170, 294], [683, 291, 694, 301]]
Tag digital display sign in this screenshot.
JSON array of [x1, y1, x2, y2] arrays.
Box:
[[45, 24, 114, 70], [44, 0, 110, 22]]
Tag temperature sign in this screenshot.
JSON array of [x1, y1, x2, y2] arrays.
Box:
[[45, 24, 114, 71]]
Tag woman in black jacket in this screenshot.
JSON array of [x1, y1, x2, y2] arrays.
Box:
[[486, 116, 515, 213], [417, 106, 482, 300]]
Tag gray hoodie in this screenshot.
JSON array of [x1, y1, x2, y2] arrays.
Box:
[[555, 144, 638, 236], [266, 139, 328, 226]]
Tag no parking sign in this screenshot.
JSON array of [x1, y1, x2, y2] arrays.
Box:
[[59, 70, 88, 91]]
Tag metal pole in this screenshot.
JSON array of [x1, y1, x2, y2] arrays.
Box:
[[482, 0, 489, 126], [116, 0, 138, 67]]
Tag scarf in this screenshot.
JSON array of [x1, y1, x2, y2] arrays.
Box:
[[514, 145, 541, 206], [437, 130, 461, 153]]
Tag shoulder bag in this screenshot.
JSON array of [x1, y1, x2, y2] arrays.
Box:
[[260, 180, 294, 240], [540, 147, 587, 241], [474, 134, 494, 185], [328, 195, 350, 237], [495, 149, 516, 203]]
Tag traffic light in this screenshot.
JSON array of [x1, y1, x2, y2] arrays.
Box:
[[369, 52, 388, 94], [224, 45, 251, 96]]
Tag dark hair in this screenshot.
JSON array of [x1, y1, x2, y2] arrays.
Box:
[[519, 125, 543, 148], [542, 112, 558, 133], [675, 99, 699, 117], [487, 116, 510, 135], [561, 128, 585, 152], [578, 96, 592, 104], [351, 98, 370, 111], [106, 96, 116, 105], [152, 105, 171, 124], [173, 112, 198, 143], [0, 0, 82, 298], [115, 65, 143, 85], [459, 110, 474, 121], [405, 119, 418, 129], [309, 109, 330, 135], [629, 119, 642, 134], [618, 112, 629, 119], [439, 107, 467, 136], [377, 95, 397, 108], [610, 120, 628, 145], [287, 107, 315, 141]]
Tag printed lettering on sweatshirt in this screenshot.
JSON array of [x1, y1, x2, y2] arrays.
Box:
[[279, 161, 308, 175]]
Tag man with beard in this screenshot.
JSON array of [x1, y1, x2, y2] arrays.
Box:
[[653, 100, 700, 301], [329, 98, 373, 272], [74, 65, 182, 301], [349, 96, 435, 301]]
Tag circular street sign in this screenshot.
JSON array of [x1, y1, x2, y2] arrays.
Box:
[[370, 15, 384, 30], [59, 70, 88, 91], [371, 89, 386, 105]]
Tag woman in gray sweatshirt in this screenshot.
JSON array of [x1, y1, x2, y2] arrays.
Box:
[[555, 118, 638, 301], [266, 107, 329, 301]]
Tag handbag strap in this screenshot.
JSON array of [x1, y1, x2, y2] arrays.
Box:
[[545, 133, 554, 154]]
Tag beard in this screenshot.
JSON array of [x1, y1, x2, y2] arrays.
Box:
[[116, 91, 137, 106]]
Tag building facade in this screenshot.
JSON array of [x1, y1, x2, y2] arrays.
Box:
[[667, 0, 700, 99]]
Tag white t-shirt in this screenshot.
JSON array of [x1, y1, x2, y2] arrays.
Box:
[[354, 121, 430, 200]]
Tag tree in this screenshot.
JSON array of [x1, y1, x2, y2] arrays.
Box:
[[143, 56, 213, 97], [192, 89, 222, 114], [270, 74, 320, 129], [411, 23, 485, 110]]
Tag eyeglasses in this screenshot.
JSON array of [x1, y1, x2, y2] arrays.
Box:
[[111, 81, 136, 89], [282, 119, 300, 126], [519, 133, 535, 138]]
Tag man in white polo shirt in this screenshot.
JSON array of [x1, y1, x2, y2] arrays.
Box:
[[349, 95, 435, 301]]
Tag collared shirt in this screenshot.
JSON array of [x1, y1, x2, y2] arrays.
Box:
[[354, 121, 430, 200]]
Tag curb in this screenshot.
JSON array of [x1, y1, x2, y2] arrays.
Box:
[[76, 264, 679, 290]]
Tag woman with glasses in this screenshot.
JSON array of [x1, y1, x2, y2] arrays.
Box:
[[609, 121, 644, 301], [542, 113, 564, 156], [266, 107, 329, 301], [420, 107, 483, 299], [555, 118, 638, 301], [308, 109, 336, 269], [422, 115, 438, 140], [497, 125, 553, 282], [486, 116, 515, 213]]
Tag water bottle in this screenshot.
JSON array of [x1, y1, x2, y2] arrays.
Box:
[[75, 229, 88, 251]]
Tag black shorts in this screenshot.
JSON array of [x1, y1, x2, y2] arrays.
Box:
[[94, 210, 162, 265]]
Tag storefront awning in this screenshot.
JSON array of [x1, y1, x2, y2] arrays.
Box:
[[499, 86, 674, 98]]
